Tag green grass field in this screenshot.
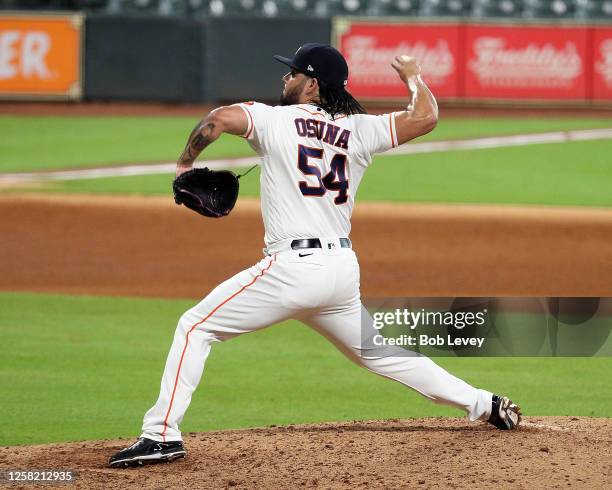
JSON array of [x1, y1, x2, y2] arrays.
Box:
[[1, 292, 610, 446], [2, 115, 611, 207], [27, 139, 612, 207], [0, 117, 253, 172]]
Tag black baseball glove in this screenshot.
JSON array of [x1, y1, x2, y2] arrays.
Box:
[[172, 167, 239, 218]]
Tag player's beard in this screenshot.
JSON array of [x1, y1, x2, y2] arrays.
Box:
[[280, 79, 307, 106]]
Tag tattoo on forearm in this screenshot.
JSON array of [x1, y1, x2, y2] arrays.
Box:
[[178, 121, 216, 166]]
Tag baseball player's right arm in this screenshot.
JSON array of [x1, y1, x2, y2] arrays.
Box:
[[391, 56, 439, 145], [176, 106, 248, 176]]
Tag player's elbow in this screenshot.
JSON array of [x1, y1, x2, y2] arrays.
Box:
[[409, 112, 438, 138], [419, 113, 438, 136]]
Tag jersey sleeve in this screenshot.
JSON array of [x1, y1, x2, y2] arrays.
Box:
[[352, 112, 398, 157], [235, 101, 275, 152]]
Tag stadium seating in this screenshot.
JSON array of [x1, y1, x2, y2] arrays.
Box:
[[317, 0, 369, 16], [261, 0, 320, 17], [420, 0, 472, 17], [6, 0, 612, 20], [96, 0, 187, 15], [523, 0, 575, 18], [471, 0, 523, 18], [370, 0, 421, 16], [185, 0, 326, 17], [575, 0, 612, 19], [0, 0, 78, 8]]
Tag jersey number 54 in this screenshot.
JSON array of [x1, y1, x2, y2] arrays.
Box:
[[297, 144, 348, 205]]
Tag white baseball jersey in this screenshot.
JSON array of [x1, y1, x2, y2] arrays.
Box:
[[237, 102, 398, 247], [140, 101, 493, 445]]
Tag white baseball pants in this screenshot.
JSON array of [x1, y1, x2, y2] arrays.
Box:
[[141, 242, 492, 442]]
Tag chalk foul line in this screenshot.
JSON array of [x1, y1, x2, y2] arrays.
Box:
[[1, 128, 611, 184], [386, 127, 612, 156]]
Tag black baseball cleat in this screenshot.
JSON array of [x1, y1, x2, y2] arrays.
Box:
[[488, 394, 522, 430], [109, 437, 186, 468]]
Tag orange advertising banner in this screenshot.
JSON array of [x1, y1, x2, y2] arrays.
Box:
[[0, 13, 83, 99]]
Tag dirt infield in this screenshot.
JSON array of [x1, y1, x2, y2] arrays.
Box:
[[1, 417, 610, 489], [1, 193, 611, 297]]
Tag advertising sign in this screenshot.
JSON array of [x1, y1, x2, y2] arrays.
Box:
[[593, 27, 612, 100], [464, 24, 589, 100], [335, 20, 462, 100], [0, 14, 83, 99]]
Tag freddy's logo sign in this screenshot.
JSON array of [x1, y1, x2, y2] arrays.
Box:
[[468, 37, 582, 88], [344, 35, 455, 85], [596, 39, 612, 87]]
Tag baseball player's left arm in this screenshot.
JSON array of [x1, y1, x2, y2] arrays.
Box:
[[391, 56, 439, 145], [176, 106, 248, 176]]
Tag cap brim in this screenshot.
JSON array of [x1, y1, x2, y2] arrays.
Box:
[[273, 55, 295, 69]]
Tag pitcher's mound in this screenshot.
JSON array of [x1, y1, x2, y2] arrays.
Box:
[[3, 417, 610, 489]]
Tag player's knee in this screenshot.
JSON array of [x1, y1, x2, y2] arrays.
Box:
[[176, 307, 223, 340], [358, 355, 396, 375], [334, 344, 388, 371], [343, 350, 379, 371], [176, 308, 201, 334], [358, 357, 379, 372]]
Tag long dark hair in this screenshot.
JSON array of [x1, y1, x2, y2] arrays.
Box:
[[317, 80, 367, 118]]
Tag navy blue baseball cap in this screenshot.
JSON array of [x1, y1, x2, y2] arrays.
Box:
[[274, 43, 349, 88]]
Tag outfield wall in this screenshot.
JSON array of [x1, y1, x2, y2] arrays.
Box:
[[85, 15, 203, 102], [0, 12, 610, 105], [201, 16, 331, 102], [85, 15, 330, 103], [335, 19, 612, 104]]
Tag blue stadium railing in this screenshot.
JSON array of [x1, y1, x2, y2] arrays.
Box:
[[1, 0, 611, 20]]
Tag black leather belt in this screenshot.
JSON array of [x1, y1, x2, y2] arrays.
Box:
[[290, 238, 351, 250]]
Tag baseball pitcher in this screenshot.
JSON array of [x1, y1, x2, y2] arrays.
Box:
[[109, 43, 521, 468]]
